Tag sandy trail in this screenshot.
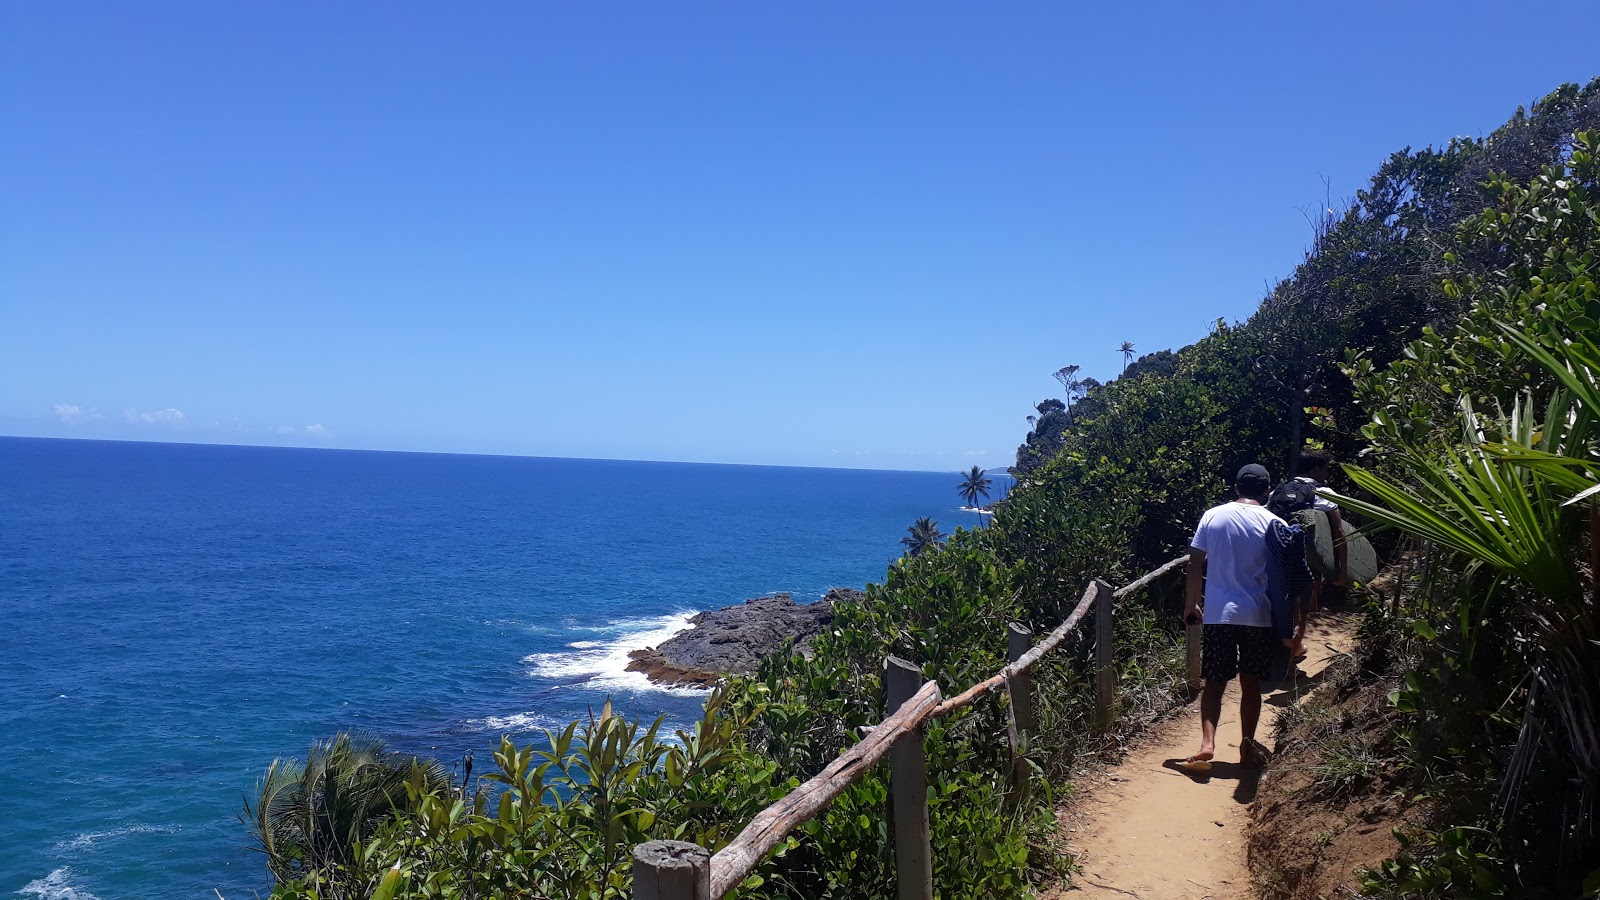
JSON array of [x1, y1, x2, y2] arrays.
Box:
[[1047, 613, 1355, 900]]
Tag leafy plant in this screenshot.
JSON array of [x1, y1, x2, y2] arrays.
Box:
[[245, 732, 452, 890], [1359, 827, 1508, 898]]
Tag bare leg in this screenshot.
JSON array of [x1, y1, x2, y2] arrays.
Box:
[[1238, 674, 1262, 742], [1198, 679, 1225, 758]]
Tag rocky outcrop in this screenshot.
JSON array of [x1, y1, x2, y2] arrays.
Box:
[[626, 589, 863, 687]]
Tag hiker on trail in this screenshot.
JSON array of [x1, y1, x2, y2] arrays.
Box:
[[1292, 449, 1351, 608], [1181, 464, 1294, 772], [1264, 481, 1318, 667]]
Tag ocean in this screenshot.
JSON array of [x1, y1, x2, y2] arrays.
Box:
[[0, 437, 995, 899]]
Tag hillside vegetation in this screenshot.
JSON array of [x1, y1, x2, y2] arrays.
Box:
[[252, 80, 1600, 899]]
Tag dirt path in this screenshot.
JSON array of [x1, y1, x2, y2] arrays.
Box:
[[1047, 613, 1356, 900]]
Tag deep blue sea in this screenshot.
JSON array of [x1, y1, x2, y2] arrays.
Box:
[[0, 437, 997, 899]]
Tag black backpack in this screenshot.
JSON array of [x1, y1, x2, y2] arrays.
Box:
[[1266, 479, 1318, 520]]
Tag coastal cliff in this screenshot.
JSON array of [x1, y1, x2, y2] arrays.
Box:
[[627, 588, 863, 687]]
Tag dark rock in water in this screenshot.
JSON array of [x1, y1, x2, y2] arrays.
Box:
[[627, 588, 863, 688]]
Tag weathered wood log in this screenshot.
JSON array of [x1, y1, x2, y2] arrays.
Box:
[[925, 559, 1186, 722], [1094, 578, 1115, 726], [1005, 622, 1035, 804], [930, 581, 1099, 717], [1005, 623, 1036, 742], [886, 656, 934, 900], [705, 677, 942, 899], [634, 840, 711, 900], [1111, 554, 1188, 599]]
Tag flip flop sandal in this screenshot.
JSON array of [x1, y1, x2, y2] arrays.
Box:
[[1240, 740, 1272, 769], [1178, 754, 1213, 774]]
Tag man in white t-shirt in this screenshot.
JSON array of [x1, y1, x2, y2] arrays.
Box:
[[1180, 463, 1279, 772]]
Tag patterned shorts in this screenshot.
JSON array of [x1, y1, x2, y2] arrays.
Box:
[[1202, 624, 1275, 682]]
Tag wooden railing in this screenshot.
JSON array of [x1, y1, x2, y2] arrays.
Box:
[[631, 554, 1193, 900]]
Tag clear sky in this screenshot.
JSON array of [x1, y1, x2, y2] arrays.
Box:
[[4, 2, 1597, 471]]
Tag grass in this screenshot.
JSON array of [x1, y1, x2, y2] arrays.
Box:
[[1306, 737, 1382, 801]]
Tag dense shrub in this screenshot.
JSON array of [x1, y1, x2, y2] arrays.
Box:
[[1339, 132, 1600, 898]]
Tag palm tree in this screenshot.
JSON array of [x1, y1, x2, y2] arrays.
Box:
[[957, 466, 993, 526], [1119, 341, 1136, 375], [900, 517, 944, 557], [245, 732, 452, 884]]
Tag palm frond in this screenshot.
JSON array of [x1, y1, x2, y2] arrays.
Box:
[[1332, 400, 1580, 602]]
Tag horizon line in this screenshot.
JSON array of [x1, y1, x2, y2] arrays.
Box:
[[0, 433, 1017, 477]]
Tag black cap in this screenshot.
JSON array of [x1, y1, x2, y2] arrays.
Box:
[[1236, 463, 1271, 489]]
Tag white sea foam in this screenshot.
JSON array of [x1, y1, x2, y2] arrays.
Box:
[[524, 612, 702, 694], [474, 711, 563, 733], [52, 823, 178, 854], [20, 868, 101, 900]]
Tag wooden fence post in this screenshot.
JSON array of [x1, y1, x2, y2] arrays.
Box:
[[1093, 578, 1115, 727], [1005, 623, 1035, 802], [885, 656, 934, 900], [1006, 623, 1036, 740], [1186, 622, 1203, 694], [633, 840, 711, 900]]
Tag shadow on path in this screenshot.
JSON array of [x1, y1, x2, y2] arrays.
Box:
[[1263, 643, 1350, 708], [1161, 759, 1263, 803]]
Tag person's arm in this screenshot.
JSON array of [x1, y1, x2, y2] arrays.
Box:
[[1185, 547, 1207, 625]]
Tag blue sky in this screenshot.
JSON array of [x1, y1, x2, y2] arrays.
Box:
[[4, 2, 1597, 470]]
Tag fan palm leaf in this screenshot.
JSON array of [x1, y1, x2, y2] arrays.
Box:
[[1335, 413, 1580, 603], [1484, 323, 1600, 505], [245, 732, 452, 882], [900, 517, 944, 557]]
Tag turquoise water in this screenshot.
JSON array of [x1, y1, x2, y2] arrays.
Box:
[[0, 437, 997, 899]]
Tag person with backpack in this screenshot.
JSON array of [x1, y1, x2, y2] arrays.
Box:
[[1284, 449, 1352, 611], [1264, 479, 1318, 668]]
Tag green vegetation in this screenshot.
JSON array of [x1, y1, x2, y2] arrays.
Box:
[[245, 733, 453, 891], [253, 81, 1600, 898], [1334, 132, 1600, 898]]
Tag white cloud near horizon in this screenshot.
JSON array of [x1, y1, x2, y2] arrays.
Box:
[[276, 423, 329, 436], [54, 403, 100, 424], [125, 407, 185, 425]]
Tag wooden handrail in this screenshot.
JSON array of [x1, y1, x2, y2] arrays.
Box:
[[635, 555, 1191, 900], [706, 678, 943, 899], [930, 580, 1101, 718], [1112, 553, 1189, 599], [928, 553, 1187, 719]]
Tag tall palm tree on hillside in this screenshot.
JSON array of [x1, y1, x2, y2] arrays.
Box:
[[958, 466, 993, 527], [1120, 341, 1136, 375], [900, 517, 944, 557]]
